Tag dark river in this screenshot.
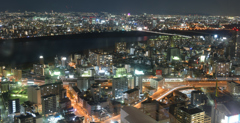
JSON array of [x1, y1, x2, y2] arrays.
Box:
[[0, 32, 158, 65]]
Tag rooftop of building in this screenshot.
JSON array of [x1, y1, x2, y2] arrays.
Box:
[[124, 88, 139, 94], [41, 94, 56, 98], [121, 106, 157, 123], [71, 86, 81, 93], [87, 98, 108, 105], [142, 97, 167, 106], [59, 98, 71, 103], [223, 101, 240, 116], [144, 86, 156, 90], [228, 80, 240, 85], [179, 107, 204, 115]]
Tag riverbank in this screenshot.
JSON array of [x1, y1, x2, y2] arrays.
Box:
[[0, 31, 156, 42]]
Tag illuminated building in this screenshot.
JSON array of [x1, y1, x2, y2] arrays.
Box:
[[33, 64, 45, 76], [227, 80, 240, 96], [0, 66, 3, 76], [112, 77, 128, 99], [16, 70, 22, 82], [77, 77, 94, 91], [0, 82, 10, 93], [20, 101, 42, 114], [39, 82, 63, 97], [91, 18, 96, 24], [39, 55, 44, 64], [41, 94, 58, 115], [59, 98, 71, 109], [123, 88, 139, 105], [127, 76, 134, 89], [234, 66, 240, 75], [8, 99, 20, 114], [121, 106, 157, 123], [142, 86, 156, 96], [115, 42, 126, 53], [152, 19, 157, 28], [114, 67, 127, 78], [14, 113, 43, 123], [74, 54, 81, 64], [98, 54, 112, 67], [80, 69, 94, 77], [90, 83, 101, 102], [89, 50, 98, 66], [150, 78, 163, 91], [235, 31, 240, 58], [61, 57, 67, 68], [175, 107, 206, 123], [11, 68, 22, 81], [191, 90, 205, 106], [211, 101, 240, 123], [134, 69, 144, 93], [215, 60, 231, 77], [3, 69, 10, 78], [141, 98, 175, 122], [27, 85, 41, 105], [167, 48, 181, 62], [54, 56, 59, 67], [129, 44, 135, 55]]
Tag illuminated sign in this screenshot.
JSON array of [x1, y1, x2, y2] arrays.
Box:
[[135, 70, 144, 75], [62, 57, 66, 60], [39, 56, 43, 58]]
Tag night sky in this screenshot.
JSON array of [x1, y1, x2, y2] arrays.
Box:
[[1, 0, 240, 15]]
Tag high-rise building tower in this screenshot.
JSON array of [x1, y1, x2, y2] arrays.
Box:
[[235, 31, 240, 58], [54, 56, 59, 67], [8, 99, 20, 114], [152, 19, 157, 28], [74, 54, 81, 64], [191, 90, 205, 106], [39, 56, 44, 64], [61, 57, 67, 68], [112, 77, 128, 99], [41, 94, 58, 115]]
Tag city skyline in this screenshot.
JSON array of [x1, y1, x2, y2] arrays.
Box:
[[1, 1, 240, 122], [1, 0, 240, 16]]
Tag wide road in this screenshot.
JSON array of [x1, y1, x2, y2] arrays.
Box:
[[66, 87, 93, 123]]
